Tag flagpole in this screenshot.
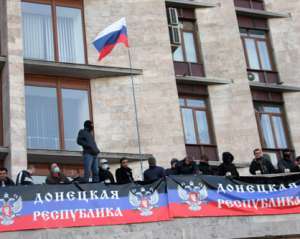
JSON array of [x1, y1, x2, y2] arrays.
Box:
[[127, 46, 144, 179]]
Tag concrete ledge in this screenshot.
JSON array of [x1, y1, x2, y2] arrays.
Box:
[[249, 82, 300, 93], [24, 59, 143, 79], [0, 146, 8, 161], [0, 56, 6, 71], [166, 0, 217, 8], [236, 7, 290, 19], [176, 75, 232, 85], [27, 149, 150, 165]]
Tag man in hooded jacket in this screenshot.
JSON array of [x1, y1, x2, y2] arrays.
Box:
[[217, 152, 239, 177]]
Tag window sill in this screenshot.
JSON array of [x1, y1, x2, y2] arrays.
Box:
[[249, 82, 300, 93], [166, 0, 217, 9], [27, 149, 151, 165], [24, 59, 143, 79], [176, 75, 232, 85], [236, 7, 290, 19], [0, 56, 6, 71]]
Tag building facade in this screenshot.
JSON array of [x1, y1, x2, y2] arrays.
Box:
[[0, 0, 300, 179]]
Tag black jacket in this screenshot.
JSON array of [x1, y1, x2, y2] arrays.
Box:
[[165, 168, 177, 176], [77, 128, 100, 156], [143, 166, 165, 183], [116, 167, 134, 184], [16, 170, 34, 185], [99, 168, 115, 184], [176, 160, 198, 175], [217, 163, 239, 177], [199, 162, 213, 175], [46, 173, 71, 185], [250, 157, 276, 175], [278, 159, 298, 173], [0, 177, 15, 187]]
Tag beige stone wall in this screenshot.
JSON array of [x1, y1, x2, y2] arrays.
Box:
[[265, 0, 300, 156], [196, 0, 261, 164], [84, 0, 186, 171], [1, 0, 27, 177]]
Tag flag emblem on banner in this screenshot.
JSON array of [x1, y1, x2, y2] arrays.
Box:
[[0, 193, 22, 225]]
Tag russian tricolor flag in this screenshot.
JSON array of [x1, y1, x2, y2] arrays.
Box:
[[93, 18, 129, 61]]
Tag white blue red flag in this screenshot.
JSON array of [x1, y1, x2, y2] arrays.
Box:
[[92, 18, 129, 61]]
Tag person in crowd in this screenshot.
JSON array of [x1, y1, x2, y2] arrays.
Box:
[[16, 165, 35, 185], [249, 148, 276, 175], [176, 156, 199, 175], [165, 158, 179, 176], [98, 158, 115, 184], [0, 168, 15, 187], [116, 157, 134, 184], [77, 120, 100, 183], [278, 149, 296, 173], [217, 152, 239, 177], [293, 156, 300, 172], [143, 156, 165, 182], [46, 163, 70, 185], [198, 155, 213, 175]]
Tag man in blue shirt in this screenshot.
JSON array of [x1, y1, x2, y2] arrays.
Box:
[[143, 156, 165, 183]]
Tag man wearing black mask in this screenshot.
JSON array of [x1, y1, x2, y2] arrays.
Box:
[[278, 149, 295, 173], [217, 152, 239, 177], [250, 148, 276, 175], [77, 120, 100, 182], [116, 157, 134, 184]]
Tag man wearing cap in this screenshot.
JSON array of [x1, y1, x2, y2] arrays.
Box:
[[77, 120, 100, 182], [165, 158, 179, 176], [98, 159, 115, 184]]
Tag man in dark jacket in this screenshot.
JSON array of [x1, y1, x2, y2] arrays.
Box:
[[98, 159, 115, 184], [250, 148, 276, 175], [77, 120, 100, 182], [16, 165, 35, 185], [0, 168, 15, 187], [217, 152, 239, 177], [46, 163, 70, 185], [165, 158, 179, 176], [198, 155, 213, 175], [176, 156, 199, 175], [116, 157, 134, 184], [278, 149, 296, 173], [143, 156, 165, 183]]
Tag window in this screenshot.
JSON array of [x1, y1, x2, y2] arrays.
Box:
[[172, 20, 199, 63], [180, 98, 212, 145], [240, 28, 273, 71], [21, 0, 86, 64], [25, 75, 91, 151], [234, 0, 265, 10], [255, 104, 290, 150]]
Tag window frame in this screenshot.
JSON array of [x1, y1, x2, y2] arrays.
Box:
[[22, 0, 88, 64], [254, 102, 291, 150], [179, 96, 215, 146], [25, 74, 93, 151], [240, 28, 275, 72]]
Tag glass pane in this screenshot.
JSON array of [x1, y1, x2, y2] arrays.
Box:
[[257, 41, 272, 70], [196, 111, 211, 144], [181, 108, 197, 144], [62, 89, 90, 150], [25, 86, 59, 149], [179, 98, 185, 106], [260, 114, 275, 148], [173, 45, 184, 62], [186, 99, 206, 108], [56, 7, 85, 64], [22, 2, 54, 61], [183, 32, 197, 63], [239, 28, 247, 36], [272, 116, 288, 148], [262, 106, 281, 113], [249, 30, 266, 39], [245, 38, 260, 69]]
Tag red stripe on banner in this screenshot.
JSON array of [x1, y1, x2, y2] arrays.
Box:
[[98, 34, 129, 61], [168, 201, 300, 218], [0, 207, 170, 233]]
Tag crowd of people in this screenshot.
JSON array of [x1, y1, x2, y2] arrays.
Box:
[[0, 120, 300, 187]]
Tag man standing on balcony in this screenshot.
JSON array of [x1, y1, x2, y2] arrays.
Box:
[[77, 120, 100, 182]]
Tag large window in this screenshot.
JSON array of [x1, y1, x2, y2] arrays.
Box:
[[21, 0, 86, 64], [240, 28, 273, 71], [25, 75, 91, 151], [180, 97, 212, 145], [255, 104, 289, 150]]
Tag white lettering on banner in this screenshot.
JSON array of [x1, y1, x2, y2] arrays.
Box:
[[33, 190, 120, 204], [32, 207, 123, 222]]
